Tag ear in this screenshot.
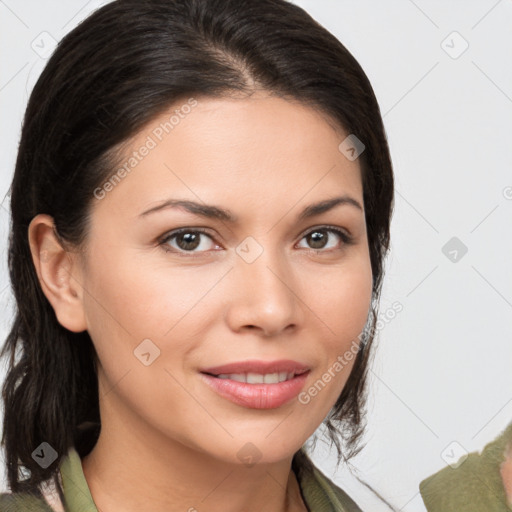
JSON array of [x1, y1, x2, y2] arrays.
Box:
[[28, 214, 87, 333]]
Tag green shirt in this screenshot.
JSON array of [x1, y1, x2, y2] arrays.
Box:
[[0, 447, 363, 511]]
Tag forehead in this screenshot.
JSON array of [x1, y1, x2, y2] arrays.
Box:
[[91, 93, 363, 221]]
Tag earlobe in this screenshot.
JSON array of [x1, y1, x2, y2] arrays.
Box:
[[28, 214, 87, 333]]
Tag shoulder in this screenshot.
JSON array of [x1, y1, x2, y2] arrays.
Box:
[[0, 491, 55, 511]]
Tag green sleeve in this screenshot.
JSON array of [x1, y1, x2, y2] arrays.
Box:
[[420, 423, 512, 512]]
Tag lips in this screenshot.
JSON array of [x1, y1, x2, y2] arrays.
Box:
[[199, 359, 311, 409]]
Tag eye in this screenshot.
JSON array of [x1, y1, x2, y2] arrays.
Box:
[[296, 226, 353, 252], [159, 228, 220, 255]]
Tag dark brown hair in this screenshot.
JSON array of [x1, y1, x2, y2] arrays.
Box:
[[1, 0, 394, 501]]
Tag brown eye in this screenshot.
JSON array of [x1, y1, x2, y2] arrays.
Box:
[[160, 228, 218, 254], [297, 226, 353, 252]]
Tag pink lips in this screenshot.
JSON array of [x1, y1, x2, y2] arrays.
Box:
[[199, 359, 311, 409]]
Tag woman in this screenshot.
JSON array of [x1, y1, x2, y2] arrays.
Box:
[[0, 0, 394, 510]]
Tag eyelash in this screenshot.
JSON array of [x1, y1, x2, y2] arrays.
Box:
[[158, 225, 354, 257]]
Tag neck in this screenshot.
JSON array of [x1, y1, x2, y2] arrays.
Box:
[[81, 394, 307, 512]]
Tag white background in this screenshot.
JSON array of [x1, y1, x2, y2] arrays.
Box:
[[1, 1, 511, 511]]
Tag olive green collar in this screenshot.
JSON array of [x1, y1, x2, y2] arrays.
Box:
[[60, 447, 96, 511]]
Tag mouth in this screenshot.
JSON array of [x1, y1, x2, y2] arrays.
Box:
[[199, 360, 311, 409]]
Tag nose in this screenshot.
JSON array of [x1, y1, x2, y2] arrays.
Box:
[[224, 243, 301, 337]]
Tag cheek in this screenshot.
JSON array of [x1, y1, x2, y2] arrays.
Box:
[[300, 258, 373, 406], [81, 257, 202, 420], [84, 251, 215, 338], [310, 258, 373, 341]]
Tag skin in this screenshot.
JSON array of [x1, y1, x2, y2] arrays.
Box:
[[501, 442, 512, 506], [28, 92, 373, 512]]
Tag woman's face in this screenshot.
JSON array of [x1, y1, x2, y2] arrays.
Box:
[[72, 93, 373, 464]]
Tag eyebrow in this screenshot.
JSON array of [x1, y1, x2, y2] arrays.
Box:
[[138, 195, 363, 222]]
